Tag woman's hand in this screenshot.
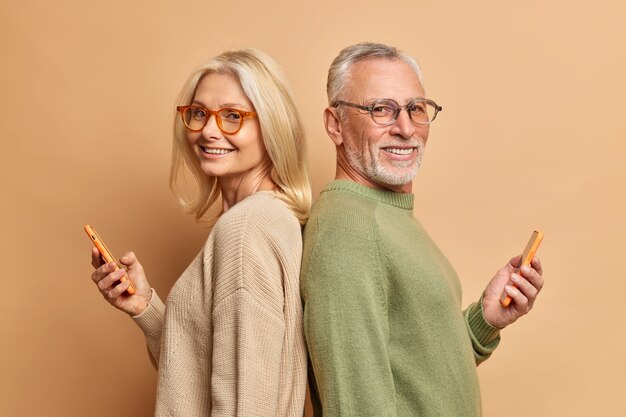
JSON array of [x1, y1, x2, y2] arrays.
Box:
[[90, 249, 152, 316]]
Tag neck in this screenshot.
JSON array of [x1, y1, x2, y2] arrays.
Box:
[[219, 163, 276, 212]]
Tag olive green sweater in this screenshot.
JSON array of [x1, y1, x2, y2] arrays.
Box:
[[301, 180, 500, 417]]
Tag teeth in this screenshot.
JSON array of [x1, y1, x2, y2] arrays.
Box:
[[385, 148, 413, 155], [202, 147, 233, 155]]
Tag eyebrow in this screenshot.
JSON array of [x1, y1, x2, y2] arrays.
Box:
[[363, 97, 426, 103], [191, 100, 250, 109]]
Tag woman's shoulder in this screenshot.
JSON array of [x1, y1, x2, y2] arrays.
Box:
[[207, 192, 302, 276], [215, 191, 300, 239]]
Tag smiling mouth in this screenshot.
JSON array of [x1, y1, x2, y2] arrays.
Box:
[[382, 147, 415, 155], [201, 146, 235, 155]]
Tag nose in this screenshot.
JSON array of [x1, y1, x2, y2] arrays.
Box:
[[389, 108, 417, 139], [201, 113, 222, 140]]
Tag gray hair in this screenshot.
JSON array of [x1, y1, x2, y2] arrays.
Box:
[[326, 42, 424, 105]]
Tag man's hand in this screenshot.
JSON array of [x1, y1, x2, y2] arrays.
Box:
[[482, 255, 544, 329]]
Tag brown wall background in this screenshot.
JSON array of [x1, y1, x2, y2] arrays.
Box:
[[2, 0, 625, 416]]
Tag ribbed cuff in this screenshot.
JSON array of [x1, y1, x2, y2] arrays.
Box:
[[465, 299, 500, 347], [132, 289, 165, 337]]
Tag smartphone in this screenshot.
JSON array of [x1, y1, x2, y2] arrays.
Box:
[[84, 224, 136, 295], [500, 230, 543, 307]]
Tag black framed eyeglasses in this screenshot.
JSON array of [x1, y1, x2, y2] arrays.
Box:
[[332, 98, 442, 126], [176, 105, 257, 135]]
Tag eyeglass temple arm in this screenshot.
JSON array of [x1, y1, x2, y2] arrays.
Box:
[[331, 100, 373, 111]]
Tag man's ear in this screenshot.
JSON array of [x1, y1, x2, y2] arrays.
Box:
[[324, 107, 343, 146]]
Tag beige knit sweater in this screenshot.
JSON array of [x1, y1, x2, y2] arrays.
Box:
[[132, 192, 307, 416]]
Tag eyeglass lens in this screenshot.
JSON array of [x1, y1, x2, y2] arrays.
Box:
[[182, 106, 243, 133], [371, 100, 436, 125]]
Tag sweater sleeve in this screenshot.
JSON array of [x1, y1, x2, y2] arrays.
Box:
[[209, 205, 291, 417], [131, 289, 166, 368], [463, 296, 501, 365], [302, 216, 397, 417]]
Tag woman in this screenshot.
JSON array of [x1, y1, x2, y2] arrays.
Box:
[[90, 49, 310, 416]]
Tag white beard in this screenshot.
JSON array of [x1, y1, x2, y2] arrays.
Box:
[[344, 140, 425, 186]]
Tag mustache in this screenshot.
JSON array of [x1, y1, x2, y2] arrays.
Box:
[[376, 139, 423, 149]]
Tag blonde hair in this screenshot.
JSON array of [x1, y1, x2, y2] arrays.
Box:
[[170, 49, 311, 224]]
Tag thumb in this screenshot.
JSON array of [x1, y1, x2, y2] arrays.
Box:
[[119, 251, 142, 273], [508, 255, 522, 269]]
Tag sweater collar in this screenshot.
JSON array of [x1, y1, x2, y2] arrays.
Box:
[[323, 179, 414, 210]]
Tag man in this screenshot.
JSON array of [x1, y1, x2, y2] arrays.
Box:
[[300, 42, 544, 416]]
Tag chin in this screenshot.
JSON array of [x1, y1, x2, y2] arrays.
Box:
[[199, 163, 229, 178], [370, 164, 420, 187]]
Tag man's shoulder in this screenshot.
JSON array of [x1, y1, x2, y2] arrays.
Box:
[[315, 187, 377, 215], [304, 185, 380, 241], [300, 184, 387, 296]]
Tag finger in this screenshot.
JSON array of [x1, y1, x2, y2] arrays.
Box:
[[91, 247, 104, 268], [106, 279, 130, 302], [510, 272, 539, 302], [91, 261, 116, 284], [504, 284, 529, 311], [530, 256, 543, 275], [520, 264, 544, 292], [97, 268, 127, 291]]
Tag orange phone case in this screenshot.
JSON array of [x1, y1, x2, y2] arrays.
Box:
[[500, 230, 543, 307], [84, 224, 136, 295]]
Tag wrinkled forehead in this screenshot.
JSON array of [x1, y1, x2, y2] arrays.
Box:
[[344, 58, 425, 102]]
